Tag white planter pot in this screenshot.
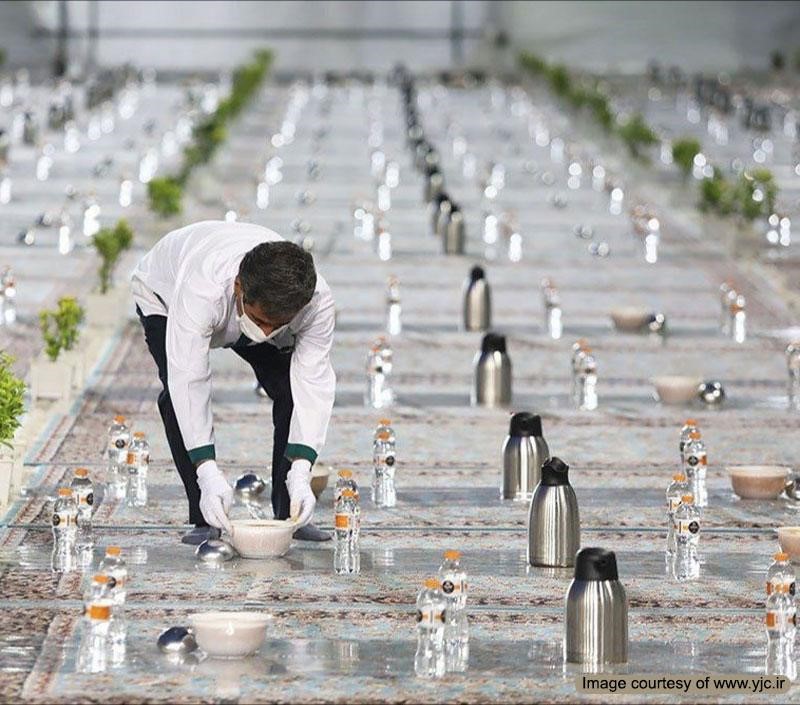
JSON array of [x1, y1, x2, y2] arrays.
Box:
[[0, 454, 12, 507], [60, 348, 87, 389], [85, 289, 126, 328], [11, 442, 25, 492], [30, 358, 72, 402]]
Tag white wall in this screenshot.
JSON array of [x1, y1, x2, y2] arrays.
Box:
[[499, 0, 800, 73], [3, 1, 800, 76]]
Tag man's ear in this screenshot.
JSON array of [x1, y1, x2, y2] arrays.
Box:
[[233, 277, 241, 296]]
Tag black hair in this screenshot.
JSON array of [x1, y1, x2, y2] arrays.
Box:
[[238, 241, 317, 320]]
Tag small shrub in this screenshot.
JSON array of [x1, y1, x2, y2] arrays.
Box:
[[39, 309, 62, 362], [147, 177, 183, 218], [617, 113, 659, 159], [735, 169, 777, 221], [56, 296, 85, 351], [547, 65, 571, 97], [671, 137, 703, 178], [0, 352, 25, 449], [93, 219, 135, 293], [699, 168, 734, 215]]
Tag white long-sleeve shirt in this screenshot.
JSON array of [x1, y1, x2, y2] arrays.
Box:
[[131, 220, 335, 466]]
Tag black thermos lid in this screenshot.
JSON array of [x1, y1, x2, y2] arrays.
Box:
[[574, 547, 619, 581], [508, 412, 542, 437], [540, 456, 569, 486], [481, 332, 506, 354]]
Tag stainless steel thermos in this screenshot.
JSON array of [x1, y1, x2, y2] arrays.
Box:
[[527, 457, 579, 567], [564, 547, 628, 665], [463, 266, 491, 331], [472, 333, 512, 407], [444, 207, 465, 255], [502, 412, 549, 501]]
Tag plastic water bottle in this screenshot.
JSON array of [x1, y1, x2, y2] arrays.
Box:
[[414, 578, 447, 679], [665, 473, 688, 555], [730, 294, 746, 343], [541, 279, 562, 339], [372, 430, 397, 507], [365, 339, 393, 408], [80, 574, 113, 673], [570, 339, 588, 405], [679, 419, 699, 465], [575, 347, 598, 411], [334, 469, 359, 503], [334, 489, 359, 574], [767, 552, 796, 597], [675, 494, 701, 553], [439, 550, 469, 672], [125, 432, 149, 507], [106, 416, 131, 499], [98, 546, 128, 606], [70, 468, 94, 546], [683, 431, 708, 507], [52, 487, 78, 545], [786, 344, 800, 409], [386, 276, 402, 336], [766, 584, 796, 643]]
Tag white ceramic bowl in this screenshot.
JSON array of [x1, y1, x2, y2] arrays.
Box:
[[610, 306, 651, 332], [728, 465, 790, 500], [652, 376, 702, 404], [190, 611, 272, 658], [310, 464, 331, 499], [778, 527, 800, 562], [229, 519, 295, 559]]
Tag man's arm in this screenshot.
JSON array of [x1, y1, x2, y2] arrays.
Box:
[[285, 287, 336, 465]]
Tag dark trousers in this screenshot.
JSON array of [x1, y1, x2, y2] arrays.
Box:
[[137, 309, 294, 525]]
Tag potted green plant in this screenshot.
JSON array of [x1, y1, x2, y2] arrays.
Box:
[[698, 167, 734, 215], [671, 137, 703, 179], [147, 176, 183, 217], [617, 113, 659, 160], [31, 306, 72, 401], [54, 296, 87, 388], [86, 219, 135, 326], [0, 352, 25, 505]]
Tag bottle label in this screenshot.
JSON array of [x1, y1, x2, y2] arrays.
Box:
[[334, 514, 351, 530], [416, 608, 445, 626], [385, 455, 395, 467], [86, 492, 93, 507], [767, 581, 773, 595], [114, 438, 127, 450], [52, 512, 75, 527], [76, 491, 93, 507], [678, 520, 700, 535], [441, 578, 465, 596], [668, 497, 681, 513], [791, 581, 796, 597], [766, 611, 778, 628]]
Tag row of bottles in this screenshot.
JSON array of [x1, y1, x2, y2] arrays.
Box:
[[106, 414, 150, 506], [415, 551, 469, 678]]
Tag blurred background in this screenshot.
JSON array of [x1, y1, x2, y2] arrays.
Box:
[[2, 0, 800, 77]]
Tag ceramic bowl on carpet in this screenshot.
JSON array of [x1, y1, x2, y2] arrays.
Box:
[[189, 611, 272, 658], [610, 306, 651, 332], [310, 464, 331, 499], [778, 527, 800, 562], [229, 519, 295, 559], [728, 466, 790, 500], [652, 376, 702, 404]]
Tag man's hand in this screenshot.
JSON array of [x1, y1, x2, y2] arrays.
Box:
[[286, 460, 316, 527], [196, 460, 233, 533]]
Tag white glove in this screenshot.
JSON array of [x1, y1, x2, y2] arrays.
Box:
[[286, 460, 316, 527], [196, 460, 233, 533]]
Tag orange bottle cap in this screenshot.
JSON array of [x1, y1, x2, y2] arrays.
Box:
[[113, 415, 126, 423], [684, 419, 697, 426], [57, 488, 73, 497], [377, 431, 390, 440], [74, 468, 89, 477], [672, 474, 685, 482], [681, 494, 694, 503], [775, 552, 789, 561], [424, 578, 440, 590], [444, 550, 461, 560], [106, 546, 121, 557], [337, 469, 353, 479], [341, 489, 356, 498], [378, 418, 392, 426], [133, 432, 145, 439]]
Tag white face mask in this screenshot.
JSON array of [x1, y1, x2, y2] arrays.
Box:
[[236, 293, 289, 344]]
